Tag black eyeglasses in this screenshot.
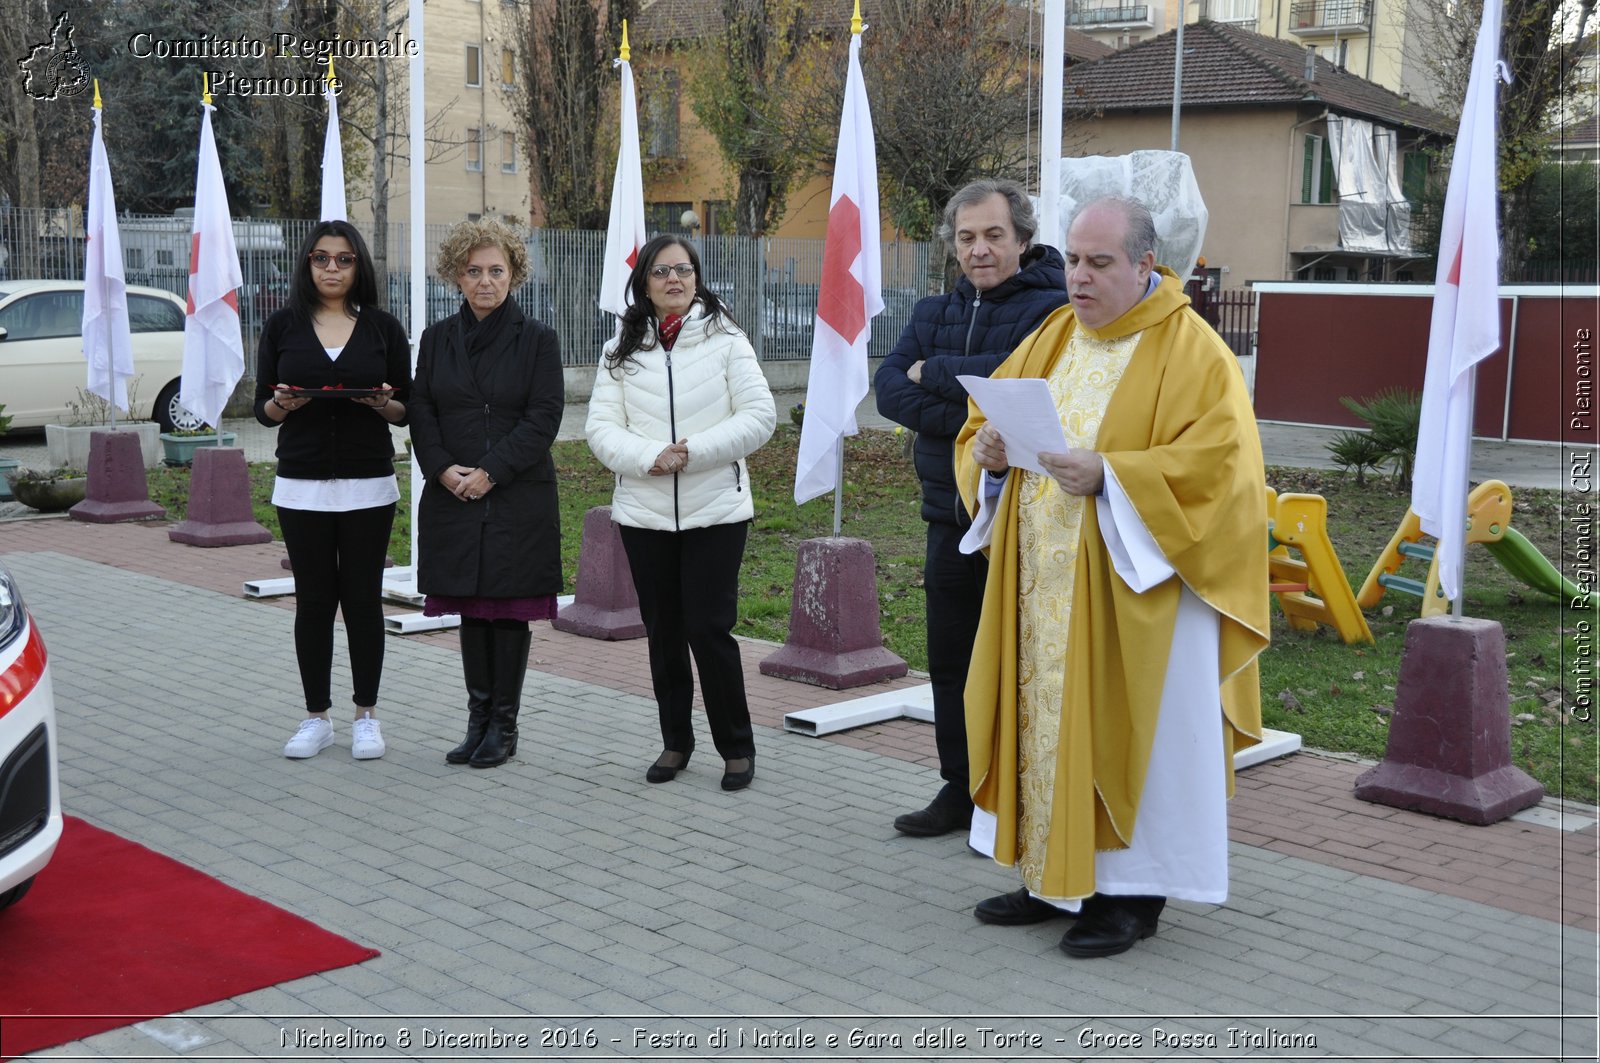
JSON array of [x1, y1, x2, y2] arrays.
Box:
[[648, 264, 695, 279], [309, 251, 358, 270]]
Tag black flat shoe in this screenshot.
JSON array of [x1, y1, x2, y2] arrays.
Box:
[[1058, 895, 1164, 958], [975, 888, 1075, 926], [646, 750, 690, 784], [721, 754, 755, 791]]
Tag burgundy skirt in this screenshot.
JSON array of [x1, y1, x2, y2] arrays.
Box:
[[423, 595, 558, 622]]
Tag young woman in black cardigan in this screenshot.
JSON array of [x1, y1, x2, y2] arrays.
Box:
[[255, 220, 411, 761]]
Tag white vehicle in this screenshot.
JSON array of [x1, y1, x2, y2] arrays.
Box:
[[0, 561, 61, 912], [0, 279, 205, 432]]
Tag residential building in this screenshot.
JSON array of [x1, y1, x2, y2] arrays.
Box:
[[351, 0, 531, 232], [1062, 21, 1452, 284], [1193, 0, 1446, 108]]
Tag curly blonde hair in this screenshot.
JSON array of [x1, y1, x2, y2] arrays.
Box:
[[435, 218, 530, 289]]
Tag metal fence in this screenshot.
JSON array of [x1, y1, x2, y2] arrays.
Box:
[[0, 207, 943, 378], [1187, 282, 1258, 357]]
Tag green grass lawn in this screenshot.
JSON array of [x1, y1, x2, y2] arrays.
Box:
[[145, 426, 1595, 802]]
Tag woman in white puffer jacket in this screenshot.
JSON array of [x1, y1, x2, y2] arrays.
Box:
[[586, 235, 777, 792]]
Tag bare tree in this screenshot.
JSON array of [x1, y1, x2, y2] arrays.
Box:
[[1404, 0, 1596, 277], [512, 0, 639, 230], [684, 0, 836, 236], [863, 0, 1034, 240]]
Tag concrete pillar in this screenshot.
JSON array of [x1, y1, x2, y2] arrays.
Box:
[[1354, 615, 1544, 825], [70, 429, 165, 523], [552, 506, 645, 640], [167, 447, 273, 547], [760, 537, 908, 689]]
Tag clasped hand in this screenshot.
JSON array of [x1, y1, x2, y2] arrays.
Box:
[[649, 440, 690, 477], [441, 465, 493, 502], [972, 424, 1104, 496]]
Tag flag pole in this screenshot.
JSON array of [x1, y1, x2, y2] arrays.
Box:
[[1454, 365, 1476, 617], [93, 80, 117, 433], [1039, 0, 1064, 245], [832, 439, 843, 537]]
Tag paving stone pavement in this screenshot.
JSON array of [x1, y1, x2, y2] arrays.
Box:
[[1, 544, 1595, 1062]]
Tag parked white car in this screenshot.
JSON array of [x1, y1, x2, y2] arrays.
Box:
[[0, 562, 61, 912], [0, 279, 204, 431]]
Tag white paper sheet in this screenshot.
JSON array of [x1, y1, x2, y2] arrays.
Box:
[[956, 375, 1067, 475]]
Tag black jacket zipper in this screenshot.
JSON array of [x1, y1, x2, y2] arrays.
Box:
[[963, 288, 984, 357], [666, 350, 679, 530]]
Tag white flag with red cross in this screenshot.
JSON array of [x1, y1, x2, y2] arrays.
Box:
[[1411, 0, 1504, 604], [598, 21, 647, 320], [82, 86, 134, 413], [179, 93, 245, 431], [794, 15, 883, 505]]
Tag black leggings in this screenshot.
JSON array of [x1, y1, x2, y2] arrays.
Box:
[[277, 503, 396, 712], [618, 521, 755, 759]]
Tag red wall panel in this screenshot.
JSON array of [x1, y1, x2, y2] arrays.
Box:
[[1255, 288, 1581, 442]]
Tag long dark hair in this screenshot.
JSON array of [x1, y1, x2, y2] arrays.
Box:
[[287, 220, 380, 320], [604, 234, 737, 372]]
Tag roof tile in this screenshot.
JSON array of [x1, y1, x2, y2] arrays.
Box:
[[1064, 21, 1453, 134]]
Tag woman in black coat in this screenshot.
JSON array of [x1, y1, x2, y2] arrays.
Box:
[[408, 219, 564, 768]]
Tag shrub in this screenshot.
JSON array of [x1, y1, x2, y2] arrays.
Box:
[[1340, 388, 1421, 489], [1325, 429, 1388, 486]]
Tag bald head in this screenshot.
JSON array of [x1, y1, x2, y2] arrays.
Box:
[[1064, 197, 1158, 329]]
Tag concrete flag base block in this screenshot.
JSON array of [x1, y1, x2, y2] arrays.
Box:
[[1355, 615, 1544, 825], [70, 428, 166, 523], [168, 447, 273, 547], [760, 537, 908, 690], [552, 505, 645, 640]]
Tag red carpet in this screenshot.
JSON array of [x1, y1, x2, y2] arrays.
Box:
[[0, 816, 379, 1060]]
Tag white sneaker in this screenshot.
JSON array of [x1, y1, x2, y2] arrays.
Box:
[[351, 716, 386, 760], [284, 717, 335, 758]]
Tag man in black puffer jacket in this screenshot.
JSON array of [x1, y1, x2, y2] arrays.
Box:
[[875, 179, 1069, 837]]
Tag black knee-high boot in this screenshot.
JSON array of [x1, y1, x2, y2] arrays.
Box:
[[446, 620, 495, 764], [471, 623, 531, 768]]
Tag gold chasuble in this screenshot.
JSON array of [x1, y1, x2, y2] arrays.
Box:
[[955, 268, 1269, 902]]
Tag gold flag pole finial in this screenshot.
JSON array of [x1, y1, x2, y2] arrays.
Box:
[[202, 71, 213, 105], [620, 19, 631, 62], [92, 78, 102, 110], [326, 54, 335, 88], [851, 0, 862, 35]]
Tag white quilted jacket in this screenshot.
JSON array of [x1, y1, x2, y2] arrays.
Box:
[[586, 307, 777, 531]]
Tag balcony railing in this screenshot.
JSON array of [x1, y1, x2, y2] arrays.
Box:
[[1289, 0, 1372, 32], [1073, 3, 1152, 26]]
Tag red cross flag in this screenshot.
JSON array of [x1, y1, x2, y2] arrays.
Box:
[[599, 20, 647, 320], [1411, 0, 1504, 605], [179, 83, 245, 431], [320, 56, 346, 221], [82, 81, 134, 414], [794, 3, 883, 505]]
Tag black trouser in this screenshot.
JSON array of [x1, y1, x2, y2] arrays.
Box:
[[278, 503, 396, 712], [618, 521, 755, 760], [925, 520, 986, 798]]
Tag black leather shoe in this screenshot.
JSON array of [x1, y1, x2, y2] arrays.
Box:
[[646, 750, 691, 784], [893, 795, 974, 837], [974, 888, 1074, 926], [720, 754, 755, 791], [1058, 895, 1164, 958]]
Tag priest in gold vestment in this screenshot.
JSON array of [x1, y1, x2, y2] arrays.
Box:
[[954, 196, 1269, 958]]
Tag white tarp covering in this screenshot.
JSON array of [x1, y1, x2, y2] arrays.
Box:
[[1053, 151, 1209, 279], [1325, 115, 1414, 255]]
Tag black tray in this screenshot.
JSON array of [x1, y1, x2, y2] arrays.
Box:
[[285, 387, 391, 399]]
